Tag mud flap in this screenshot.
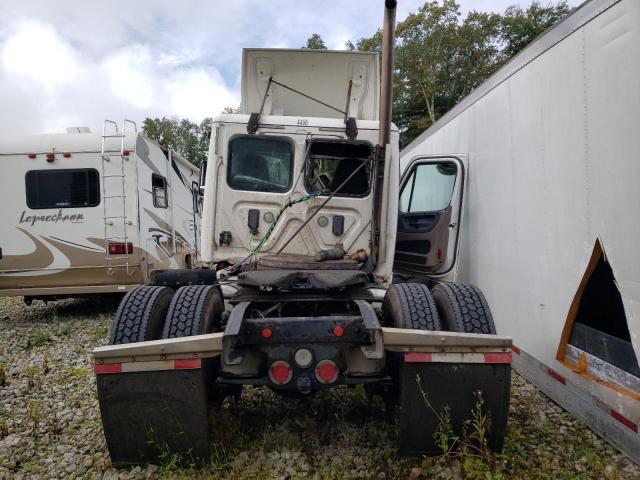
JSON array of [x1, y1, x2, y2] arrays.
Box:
[[397, 362, 511, 456], [97, 369, 210, 467]]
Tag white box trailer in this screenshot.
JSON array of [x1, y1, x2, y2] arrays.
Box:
[[399, 0, 640, 462], [0, 121, 201, 301]]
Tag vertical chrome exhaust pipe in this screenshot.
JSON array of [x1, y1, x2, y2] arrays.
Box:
[[378, 0, 397, 149], [369, 0, 397, 271]]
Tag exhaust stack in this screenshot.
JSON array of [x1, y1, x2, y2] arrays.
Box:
[[378, 0, 397, 149]]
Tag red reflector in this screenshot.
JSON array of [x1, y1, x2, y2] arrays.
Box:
[[333, 326, 344, 337], [174, 358, 202, 370], [511, 345, 521, 355], [46, 152, 55, 161], [261, 327, 273, 339], [94, 363, 122, 374], [269, 361, 292, 385], [611, 409, 639, 433], [437, 248, 443, 260], [108, 242, 133, 255], [548, 368, 566, 385], [122, 150, 130, 157], [27, 153, 36, 159], [315, 360, 338, 384], [404, 352, 432, 363], [63, 152, 71, 158], [484, 352, 512, 364]]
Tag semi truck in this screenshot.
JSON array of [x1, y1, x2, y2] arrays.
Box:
[[92, 1, 513, 466]]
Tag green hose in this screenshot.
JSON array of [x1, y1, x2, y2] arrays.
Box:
[[232, 189, 327, 271]]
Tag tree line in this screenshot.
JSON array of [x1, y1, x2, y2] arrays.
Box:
[[144, 1, 569, 165]]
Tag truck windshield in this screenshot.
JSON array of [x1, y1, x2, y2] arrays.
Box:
[[304, 141, 372, 196], [228, 136, 293, 193]]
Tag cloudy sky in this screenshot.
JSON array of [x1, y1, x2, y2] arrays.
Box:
[[0, 0, 582, 136]]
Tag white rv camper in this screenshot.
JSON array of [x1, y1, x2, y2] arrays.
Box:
[[0, 121, 201, 302], [400, 0, 640, 462]]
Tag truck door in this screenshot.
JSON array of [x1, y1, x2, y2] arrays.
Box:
[[394, 155, 465, 278]]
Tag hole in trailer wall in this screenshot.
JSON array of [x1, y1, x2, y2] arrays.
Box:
[[557, 239, 639, 377]]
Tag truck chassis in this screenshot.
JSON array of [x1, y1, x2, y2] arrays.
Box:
[[93, 270, 511, 466]]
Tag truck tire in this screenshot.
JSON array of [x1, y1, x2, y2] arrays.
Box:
[[429, 283, 509, 454], [109, 286, 174, 344], [431, 283, 496, 334], [382, 282, 442, 330], [162, 285, 224, 338], [162, 285, 230, 400], [382, 283, 443, 456]]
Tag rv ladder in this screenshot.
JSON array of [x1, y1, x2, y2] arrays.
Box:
[[100, 119, 137, 277]]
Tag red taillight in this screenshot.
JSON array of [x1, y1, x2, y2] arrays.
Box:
[[46, 152, 55, 162], [122, 150, 130, 157], [315, 360, 338, 384], [27, 153, 36, 159], [333, 326, 344, 337], [261, 327, 272, 339], [108, 242, 133, 255], [63, 152, 71, 158], [269, 361, 292, 385]]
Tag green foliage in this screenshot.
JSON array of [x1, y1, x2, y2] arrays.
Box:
[[142, 116, 214, 167], [353, 0, 570, 146], [501, 1, 570, 57], [303, 33, 327, 50], [26, 328, 51, 349]]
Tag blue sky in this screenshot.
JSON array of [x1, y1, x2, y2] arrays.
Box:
[[0, 0, 582, 136]]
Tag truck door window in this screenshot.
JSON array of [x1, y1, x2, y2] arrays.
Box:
[[304, 141, 372, 196], [25, 168, 100, 209], [152, 174, 168, 208], [228, 136, 293, 193], [400, 163, 457, 213]]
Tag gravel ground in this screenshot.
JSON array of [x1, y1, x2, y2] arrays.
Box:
[[0, 296, 639, 480]]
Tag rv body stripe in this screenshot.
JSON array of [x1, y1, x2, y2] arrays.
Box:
[[49, 236, 103, 252]]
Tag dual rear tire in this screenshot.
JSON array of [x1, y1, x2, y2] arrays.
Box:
[[109, 284, 224, 345], [382, 281, 506, 456], [101, 284, 224, 466]]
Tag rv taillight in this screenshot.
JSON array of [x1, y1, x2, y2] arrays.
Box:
[[46, 152, 55, 162], [108, 242, 133, 255], [122, 150, 130, 157], [63, 152, 71, 158], [27, 153, 36, 159]]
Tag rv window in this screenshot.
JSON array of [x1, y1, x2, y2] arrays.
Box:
[[228, 136, 293, 193], [152, 174, 168, 208], [400, 163, 457, 213], [25, 169, 100, 209], [304, 141, 371, 196]]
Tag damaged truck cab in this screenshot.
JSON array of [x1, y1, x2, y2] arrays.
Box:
[[93, 1, 512, 467]]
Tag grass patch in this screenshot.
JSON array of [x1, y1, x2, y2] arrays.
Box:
[[26, 328, 52, 349]]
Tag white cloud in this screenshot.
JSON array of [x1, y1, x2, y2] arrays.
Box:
[[166, 68, 237, 119], [1, 20, 81, 88], [0, 0, 586, 137], [103, 47, 156, 109]]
